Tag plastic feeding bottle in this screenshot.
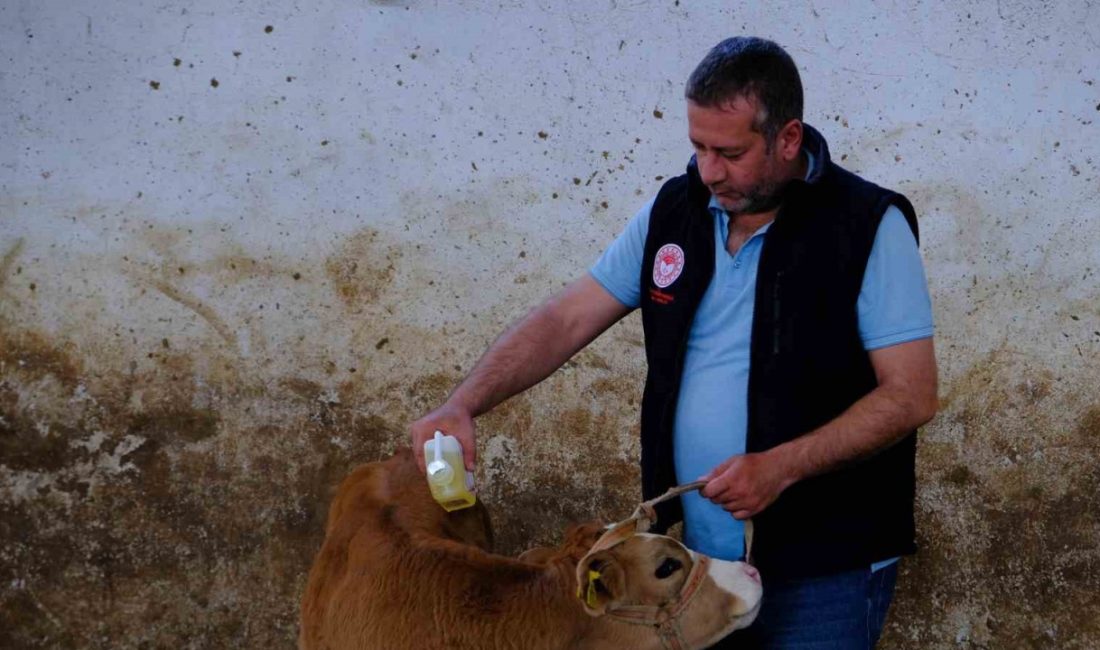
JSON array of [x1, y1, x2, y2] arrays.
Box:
[[424, 431, 476, 512]]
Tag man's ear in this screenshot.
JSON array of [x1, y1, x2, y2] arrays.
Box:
[[575, 550, 625, 616], [776, 118, 803, 162]]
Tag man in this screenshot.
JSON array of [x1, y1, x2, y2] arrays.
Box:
[[410, 37, 937, 649]]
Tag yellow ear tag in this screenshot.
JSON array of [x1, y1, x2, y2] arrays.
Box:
[[585, 569, 602, 608]]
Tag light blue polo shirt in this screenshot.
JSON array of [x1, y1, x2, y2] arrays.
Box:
[[589, 155, 933, 569]]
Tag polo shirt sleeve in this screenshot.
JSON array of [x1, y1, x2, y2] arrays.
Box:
[[589, 197, 653, 309], [857, 205, 935, 350]]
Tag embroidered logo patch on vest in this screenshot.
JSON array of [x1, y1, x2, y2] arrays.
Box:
[[652, 243, 685, 288]]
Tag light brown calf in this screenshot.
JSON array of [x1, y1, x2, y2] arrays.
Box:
[[300, 449, 761, 650]]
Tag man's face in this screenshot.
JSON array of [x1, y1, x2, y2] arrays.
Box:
[[686, 97, 788, 216]]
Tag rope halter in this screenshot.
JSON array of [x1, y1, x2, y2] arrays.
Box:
[[576, 482, 756, 650]]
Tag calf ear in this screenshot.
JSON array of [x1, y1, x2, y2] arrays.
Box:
[[566, 521, 604, 545], [575, 551, 625, 616]]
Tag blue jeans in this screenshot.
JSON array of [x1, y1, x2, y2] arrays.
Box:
[[711, 563, 898, 649]]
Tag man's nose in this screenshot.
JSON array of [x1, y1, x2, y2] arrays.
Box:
[[696, 151, 725, 186]]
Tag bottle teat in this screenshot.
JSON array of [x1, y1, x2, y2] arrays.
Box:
[[426, 430, 453, 484]]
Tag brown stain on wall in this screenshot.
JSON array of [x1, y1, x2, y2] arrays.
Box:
[[138, 273, 239, 349], [0, 320, 406, 649], [881, 346, 1100, 649], [1, 238, 25, 291], [4, 289, 1100, 650], [324, 228, 399, 309], [208, 251, 287, 281], [476, 400, 640, 555], [0, 328, 83, 388]]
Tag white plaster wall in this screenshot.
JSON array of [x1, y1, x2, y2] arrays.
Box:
[[3, 1, 1098, 370], [2, 1, 1097, 338], [2, 0, 1099, 647]]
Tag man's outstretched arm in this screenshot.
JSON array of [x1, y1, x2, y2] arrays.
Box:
[[701, 337, 939, 519], [409, 274, 632, 473]]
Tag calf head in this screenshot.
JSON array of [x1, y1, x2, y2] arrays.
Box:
[[576, 532, 761, 649]]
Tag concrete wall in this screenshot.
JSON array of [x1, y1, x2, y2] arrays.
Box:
[[2, 0, 1097, 647]]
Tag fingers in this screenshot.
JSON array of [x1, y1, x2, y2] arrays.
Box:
[[700, 456, 741, 499], [409, 418, 441, 473], [408, 403, 477, 474], [702, 478, 734, 502], [700, 456, 756, 516], [717, 496, 757, 520], [712, 483, 748, 513], [410, 424, 428, 473], [461, 438, 476, 473], [445, 417, 477, 472], [699, 452, 786, 520]]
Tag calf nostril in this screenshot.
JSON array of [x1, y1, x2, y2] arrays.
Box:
[[744, 565, 760, 582]]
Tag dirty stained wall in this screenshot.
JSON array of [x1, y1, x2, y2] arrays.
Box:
[[1, 0, 1098, 648]]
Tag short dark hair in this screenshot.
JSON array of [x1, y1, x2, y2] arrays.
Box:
[[685, 37, 803, 144]]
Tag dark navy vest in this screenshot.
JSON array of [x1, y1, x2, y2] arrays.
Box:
[[638, 124, 920, 578]]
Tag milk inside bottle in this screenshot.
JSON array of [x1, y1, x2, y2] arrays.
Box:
[[424, 430, 476, 512]]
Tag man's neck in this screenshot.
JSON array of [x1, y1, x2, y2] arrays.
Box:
[[729, 209, 777, 235]]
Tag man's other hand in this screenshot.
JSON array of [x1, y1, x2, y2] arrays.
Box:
[[409, 402, 477, 475], [699, 452, 794, 520]]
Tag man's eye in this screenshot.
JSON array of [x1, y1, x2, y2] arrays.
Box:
[[655, 558, 683, 579], [721, 152, 741, 160]]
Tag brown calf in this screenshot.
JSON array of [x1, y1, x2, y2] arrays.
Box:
[[300, 449, 761, 649]]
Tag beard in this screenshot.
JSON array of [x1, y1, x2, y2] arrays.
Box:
[[713, 177, 785, 217], [710, 150, 791, 217]]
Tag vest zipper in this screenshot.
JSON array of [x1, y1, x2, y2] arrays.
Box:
[[772, 271, 783, 354]]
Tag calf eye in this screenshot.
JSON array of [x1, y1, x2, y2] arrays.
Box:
[[654, 558, 682, 579]]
